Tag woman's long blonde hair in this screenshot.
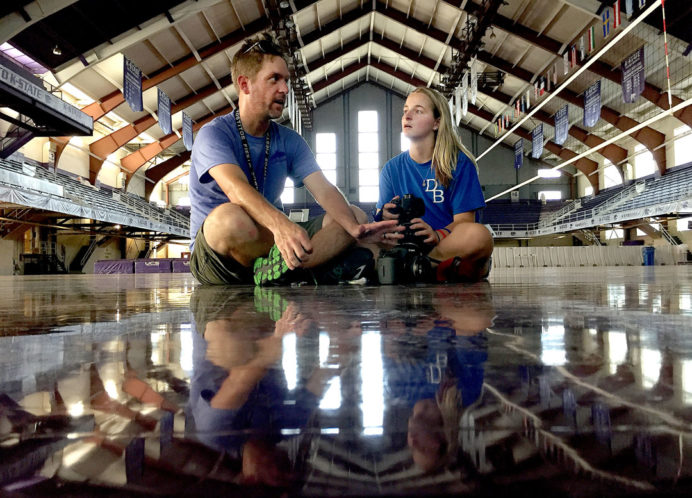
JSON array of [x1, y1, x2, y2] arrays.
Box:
[[410, 87, 477, 188]]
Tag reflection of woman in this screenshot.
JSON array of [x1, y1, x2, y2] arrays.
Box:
[[187, 287, 335, 486], [376, 87, 493, 282], [383, 282, 493, 472]]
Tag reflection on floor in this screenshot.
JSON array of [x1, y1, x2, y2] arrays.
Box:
[[1, 268, 691, 496]]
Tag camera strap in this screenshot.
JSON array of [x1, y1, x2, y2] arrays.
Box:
[[234, 110, 270, 194]]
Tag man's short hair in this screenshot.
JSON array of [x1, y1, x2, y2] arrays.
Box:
[[231, 34, 287, 92]]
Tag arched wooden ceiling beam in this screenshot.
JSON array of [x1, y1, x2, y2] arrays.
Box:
[[121, 104, 234, 183], [144, 151, 190, 199], [51, 17, 267, 173], [88, 74, 234, 184], [444, 0, 692, 128]]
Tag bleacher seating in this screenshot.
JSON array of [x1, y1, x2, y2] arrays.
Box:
[[0, 155, 189, 236], [479, 199, 543, 226]]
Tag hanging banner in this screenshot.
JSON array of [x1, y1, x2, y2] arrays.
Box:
[[455, 86, 462, 125], [470, 57, 477, 105], [182, 112, 193, 151], [583, 80, 601, 127], [563, 51, 569, 75], [461, 72, 468, 117], [123, 57, 143, 112], [157, 88, 171, 135], [554, 105, 569, 145], [514, 139, 523, 169], [621, 47, 645, 103], [531, 124, 543, 159]]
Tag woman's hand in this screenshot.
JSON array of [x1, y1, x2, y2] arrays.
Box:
[[409, 218, 438, 245], [380, 196, 400, 221]]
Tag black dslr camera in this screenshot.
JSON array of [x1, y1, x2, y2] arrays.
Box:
[[377, 194, 433, 284], [390, 194, 427, 248]]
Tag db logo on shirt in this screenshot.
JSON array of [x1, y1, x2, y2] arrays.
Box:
[[423, 179, 444, 203]]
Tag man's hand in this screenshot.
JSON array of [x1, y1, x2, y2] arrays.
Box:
[[352, 219, 404, 246], [271, 217, 313, 270]]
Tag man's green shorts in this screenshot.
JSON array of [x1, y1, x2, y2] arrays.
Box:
[[190, 214, 325, 285]]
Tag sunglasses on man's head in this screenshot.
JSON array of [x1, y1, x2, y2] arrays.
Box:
[[242, 39, 280, 54]]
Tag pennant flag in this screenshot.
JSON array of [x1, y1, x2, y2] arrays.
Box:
[[470, 57, 477, 105], [462, 72, 468, 117], [579, 35, 586, 61], [454, 87, 461, 125], [123, 57, 143, 112], [638, 0, 645, 8], [588, 26, 596, 52], [526, 88, 531, 109], [514, 139, 523, 170], [563, 51, 569, 75], [520, 95, 525, 113], [539, 76, 545, 96], [553, 64, 558, 85], [534, 80, 539, 99], [547, 70, 552, 92], [625, 0, 633, 17], [554, 105, 568, 146], [583, 80, 601, 128], [571, 45, 577, 67], [157, 88, 171, 135], [621, 47, 645, 103], [602, 10, 610, 38], [183, 112, 193, 151], [613, 0, 622, 28], [531, 124, 543, 159]]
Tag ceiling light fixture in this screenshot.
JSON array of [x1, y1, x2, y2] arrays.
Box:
[[52, 45, 62, 55], [285, 19, 295, 28], [489, 28, 496, 40], [279, 1, 290, 8]]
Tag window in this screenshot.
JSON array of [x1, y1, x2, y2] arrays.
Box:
[[603, 160, 622, 188], [537, 190, 562, 201], [281, 178, 294, 204], [315, 132, 337, 185], [677, 216, 691, 232], [674, 126, 692, 167], [584, 186, 594, 196], [634, 144, 657, 178], [537, 168, 561, 178], [400, 132, 410, 152], [358, 111, 379, 202]]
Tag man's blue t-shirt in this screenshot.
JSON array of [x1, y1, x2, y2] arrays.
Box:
[[189, 111, 321, 247], [377, 150, 485, 229]]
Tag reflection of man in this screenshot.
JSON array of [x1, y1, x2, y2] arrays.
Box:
[[187, 286, 338, 486], [381, 282, 494, 472], [189, 34, 398, 286]]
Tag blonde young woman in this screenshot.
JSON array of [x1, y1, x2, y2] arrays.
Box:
[[376, 87, 493, 282]]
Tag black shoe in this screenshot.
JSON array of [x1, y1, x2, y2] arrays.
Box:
[[313, 247, 375, 284]]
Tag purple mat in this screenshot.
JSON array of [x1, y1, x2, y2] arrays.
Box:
[[94, 259, 134, 274], [134, 259, 172, 273], [172, 259, 190, 272]]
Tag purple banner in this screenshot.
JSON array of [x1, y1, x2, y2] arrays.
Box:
[[94, 259, 134, 274], [583, 80, 601, 128], [172, 259, 190, 273], [514, 139, 523, 169], [157, 88, 172, 135], [531, 124, 543, 159], [621, 47, 645, 104], [183, 112, 193, 151], [554, 105, 569, 145], [123, 57, 143, 112], [134, 259, 172, 274]]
